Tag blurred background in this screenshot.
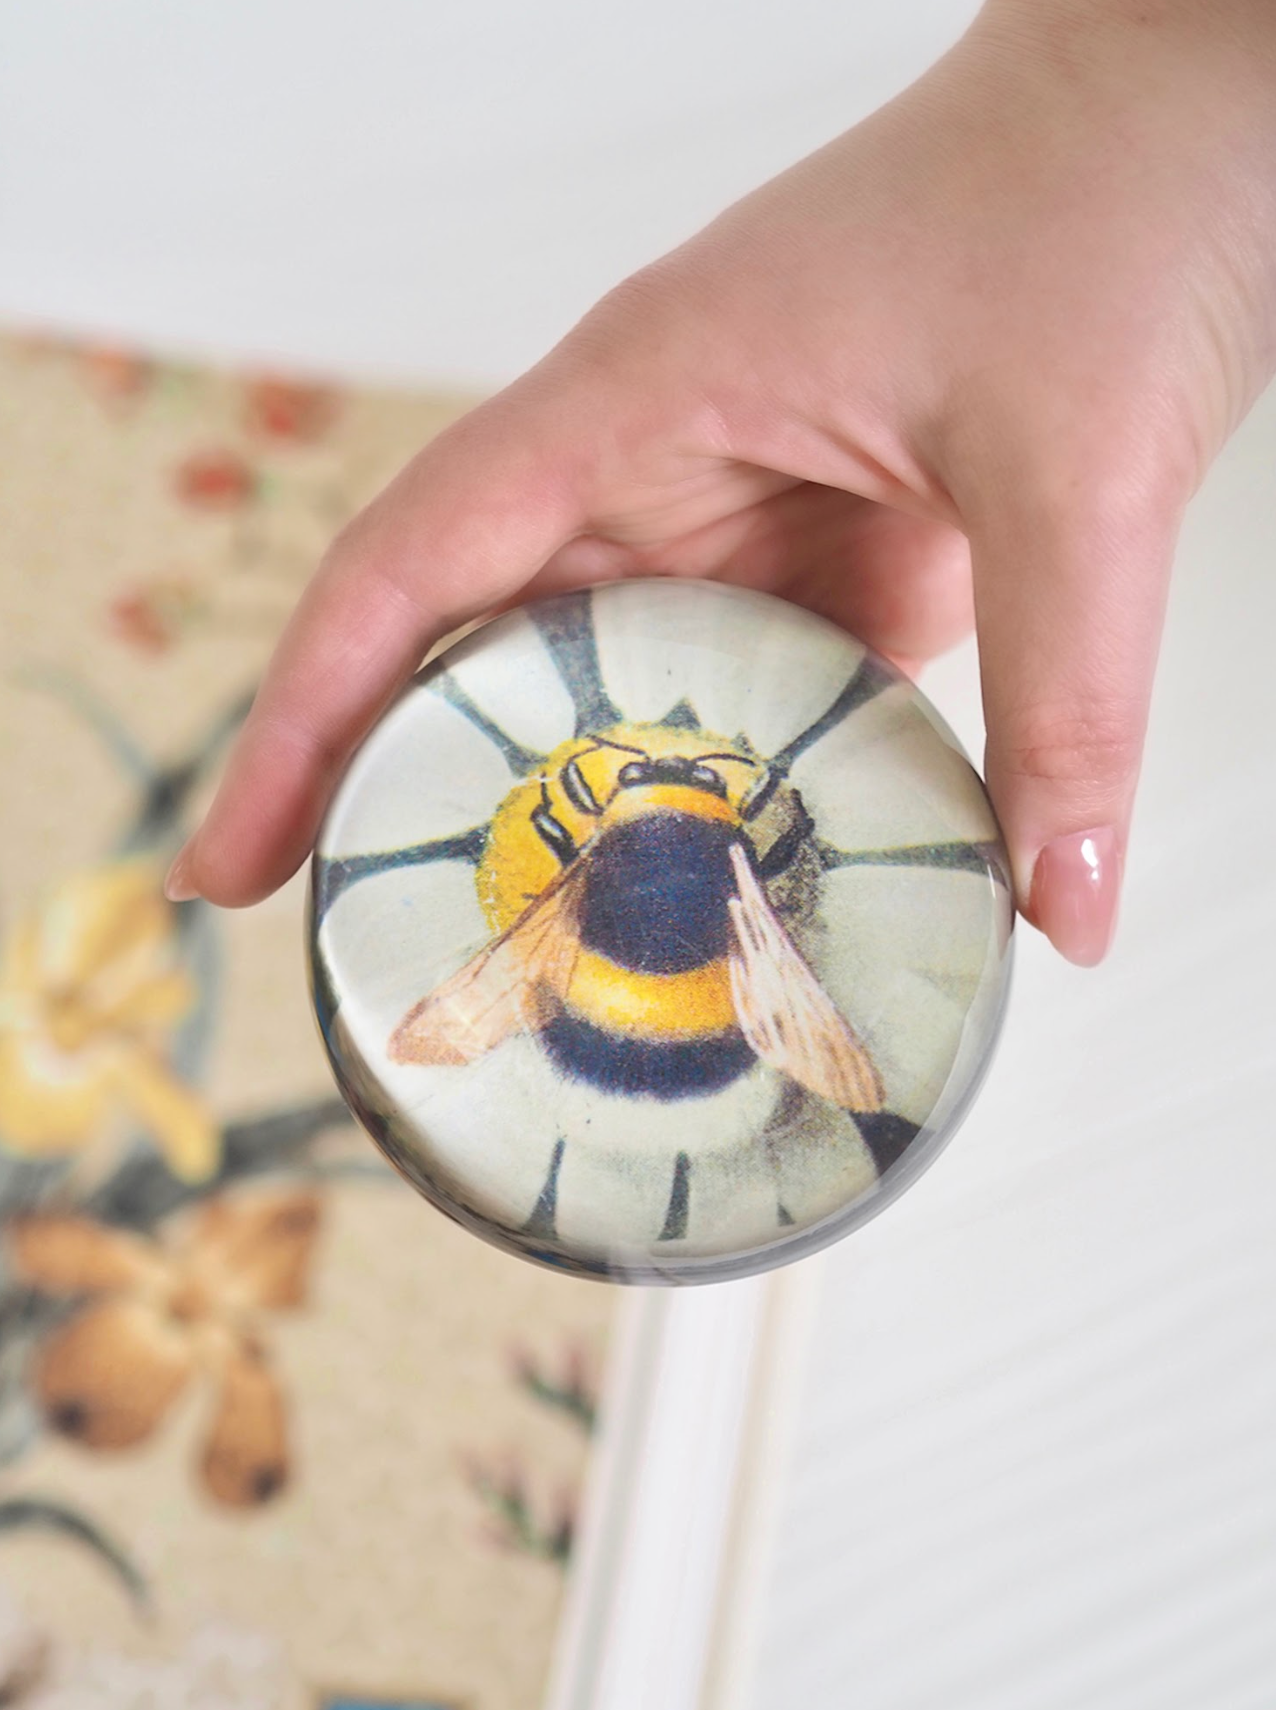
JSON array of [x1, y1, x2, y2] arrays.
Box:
[[3, 3, 1276, 1709], [0, 0, 978, 386]]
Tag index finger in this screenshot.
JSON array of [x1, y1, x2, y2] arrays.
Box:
[[169, 395, 585, 907]]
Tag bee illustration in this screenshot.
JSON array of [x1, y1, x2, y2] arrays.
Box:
[[388, 720, 886, 1117], [311, 582, 1010, 1276]]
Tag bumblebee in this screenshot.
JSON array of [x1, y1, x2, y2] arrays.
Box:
[[389, 720, 886, 1118], [312, 582, 1011, 1277]]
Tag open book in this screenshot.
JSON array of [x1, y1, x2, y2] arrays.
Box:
[[0, 330, 805, 1710], [547, 1264, 821, 1710]]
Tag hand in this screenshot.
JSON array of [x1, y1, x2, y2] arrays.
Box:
[[168, 0, 1276, 966]]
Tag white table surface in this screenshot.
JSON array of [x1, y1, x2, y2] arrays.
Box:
[[748, 387, 1276, 1710], [4, 5, 1273, 1707]]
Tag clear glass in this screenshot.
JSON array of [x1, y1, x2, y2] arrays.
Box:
[[308, 580, 1013, 1283]]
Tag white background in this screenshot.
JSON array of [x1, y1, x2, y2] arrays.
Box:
[[0, 0, 975, 387], [4, 4, 1275, 1707]]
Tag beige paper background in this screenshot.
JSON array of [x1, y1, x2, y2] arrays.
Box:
[[0, 334, 615, 1710]]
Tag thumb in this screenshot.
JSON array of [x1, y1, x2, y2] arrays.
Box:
[[970, 466, 1182, 966], [173, 388, 586, 907]]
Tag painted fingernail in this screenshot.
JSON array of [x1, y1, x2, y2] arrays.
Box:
[[163, 841, 200, 903], [1028, 825, 1121, 967]]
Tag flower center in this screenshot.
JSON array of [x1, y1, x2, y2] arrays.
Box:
[[45, 986, 104, 1053]]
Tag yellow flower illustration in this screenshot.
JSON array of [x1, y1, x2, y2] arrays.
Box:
[[0, 859, 218, 1180], [8, 1190, 322, 1507]]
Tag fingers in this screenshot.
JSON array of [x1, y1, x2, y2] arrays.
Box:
[[969, 459, 1183, 966], [777, 499, 975, 664], [168, 393, 588, 907], [526, 483, 975, 665]]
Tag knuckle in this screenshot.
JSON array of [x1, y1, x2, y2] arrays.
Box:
[[590, 262, 682, 330], [997, 703, 1143, 792], [559, 256, 721, 395], [540, 264, 737, 478], [588, 256, 707, 337], [1058, 455, 1186, 563], [955, 382, 1195, 566], [1002, 456, 1176, 577], [560, 269, 677, 381]]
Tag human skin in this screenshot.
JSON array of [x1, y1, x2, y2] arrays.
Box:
[[166, 0, 1276, 966]]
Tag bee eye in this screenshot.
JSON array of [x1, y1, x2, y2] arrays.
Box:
[[531, 801, 578, 865], [617, 762, 650, 787], [690, 764, 727, 795], [561, 757, 601, 815]]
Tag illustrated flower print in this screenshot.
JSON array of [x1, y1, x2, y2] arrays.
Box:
[[243, 377, 338, 442], [0, 858, 218, 1181], [463, 1449, 575, 1563], [174, 449, 259, 510], [0, 335, 613, 1679], [107, 577, 206, 654], [7, 1190, 322, 1507], [79, 346, 152, 403]]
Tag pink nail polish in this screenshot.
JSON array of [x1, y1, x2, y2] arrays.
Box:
[[163, 842, 200, 903], [1028, 826, 1121, 967]]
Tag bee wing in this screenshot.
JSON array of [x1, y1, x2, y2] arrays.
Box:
[[389, 866, 584, 1066], [726, 843, 885, 1113]]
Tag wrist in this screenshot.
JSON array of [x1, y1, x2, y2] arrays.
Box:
[[975, 0, 1276, 91], [944, 0, 1276, 450]]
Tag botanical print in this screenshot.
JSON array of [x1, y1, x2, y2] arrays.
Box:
[[314, 580, 1013, 1283], [0, 687, 347, 1532], [0, 856, 219, 1181], [465, 1340, 601, 1563], [0, 1599, 297, 1709], [0, 333, 612, 1710], [318, 1698, 457, 1710], [11, 1190, 321, 1507]]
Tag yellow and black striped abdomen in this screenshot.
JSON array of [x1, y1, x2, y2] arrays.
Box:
[[540, 808, 758, 1099]]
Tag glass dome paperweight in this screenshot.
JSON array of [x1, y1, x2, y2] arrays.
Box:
[[308, 579, 1013, 1283]]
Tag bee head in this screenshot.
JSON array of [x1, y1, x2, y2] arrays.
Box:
[[615, 756, 729, 799]]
